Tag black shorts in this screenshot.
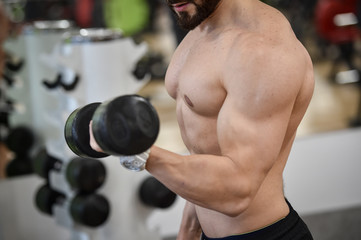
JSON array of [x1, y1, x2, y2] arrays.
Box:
[[201, 200, 313, 240]]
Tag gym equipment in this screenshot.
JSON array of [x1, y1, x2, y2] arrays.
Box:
[[139, 176, 177, 209], [5, 157, 33, 177], [315, 0, 361, 126], [65, 102, 109, 159], [33, 149, 106, 193], [42, 73, 80, 91], [1, 52, 25, 88], [35, 184, 65, 215], [5, 52, 25, 73], [70, 193, 110, 227], [133, 53, 168, 80], [65, 94, 159, 158], [5, 126, 35, 156], [74, 0, 94, 28], [0, 89, 14, 139], [32, 149, 62, 179], [4, 126, 35, 177], [2, 73, 16, 87], [315, 0, 360, 44], [2, 19, 164, 239], [66, 157, 106, 193], [103, 0, 150, 36], [35, 184, 110, 227]]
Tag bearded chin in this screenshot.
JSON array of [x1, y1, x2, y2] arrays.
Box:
[[176, 12, 205, 30], [172, 0, 221, 31]]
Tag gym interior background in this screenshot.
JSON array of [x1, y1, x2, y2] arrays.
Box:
[[1, 0, 361, 239]]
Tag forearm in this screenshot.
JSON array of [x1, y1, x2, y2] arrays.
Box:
[[146, 146, 252, 216], [177, 201, 201, 240]]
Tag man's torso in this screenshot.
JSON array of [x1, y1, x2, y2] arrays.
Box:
[[165, 0, 314, 237]]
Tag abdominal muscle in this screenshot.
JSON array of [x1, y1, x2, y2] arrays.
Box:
[[177, 100, 290, 238], [195, 171, 289, 238]]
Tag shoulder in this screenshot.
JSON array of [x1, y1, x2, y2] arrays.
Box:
[[230, 30, 300, 66], [223, 29, 309, 87], [220, 28, 313, 110]]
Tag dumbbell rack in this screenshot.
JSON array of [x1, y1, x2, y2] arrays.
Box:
[[39, 27, 164, 240], [2, 23, 174, 240]]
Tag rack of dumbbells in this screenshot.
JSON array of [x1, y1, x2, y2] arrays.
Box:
[[2, 21, 112, 239], [1, 49, 37, 178], [26, 26, 178, 240], [31, 27, 112, 233]]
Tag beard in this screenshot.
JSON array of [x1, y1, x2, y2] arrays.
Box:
[[169, 0, 221, 30]]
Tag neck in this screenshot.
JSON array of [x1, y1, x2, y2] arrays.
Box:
[[197, 0, 227, 32], [197, 0, 256, 33]]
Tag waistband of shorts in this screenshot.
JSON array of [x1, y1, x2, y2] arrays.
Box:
[[201, 199, 300, 240]]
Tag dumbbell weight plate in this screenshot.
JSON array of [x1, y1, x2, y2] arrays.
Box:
[[5, 126, 34, 156], [139, 176, 177, 209], [66, 157, 106, 193], [65, 103, 109, 158], [92, 95, 159, 156], [70, 194, 110, 227], [35, 184, 64, 215], [6, 157, 33, 177], [32, 148, 61, 179]]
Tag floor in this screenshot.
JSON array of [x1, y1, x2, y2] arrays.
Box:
[[303, 205, 361, 240]]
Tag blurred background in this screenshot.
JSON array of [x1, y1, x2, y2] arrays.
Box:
[[0, 0, 361, 240]]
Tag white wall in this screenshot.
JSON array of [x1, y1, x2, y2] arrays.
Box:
[[284, 127, 361, 215]]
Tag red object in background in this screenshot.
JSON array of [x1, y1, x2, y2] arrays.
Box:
[[315, 0, 360, 44], [74, 0, 94, 28]]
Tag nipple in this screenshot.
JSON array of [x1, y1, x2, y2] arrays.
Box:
[[184, 95, 194, 108]]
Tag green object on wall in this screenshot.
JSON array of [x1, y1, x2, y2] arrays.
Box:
[[104, 0, 150, 36]]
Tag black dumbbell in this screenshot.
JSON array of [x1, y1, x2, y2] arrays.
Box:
[[66, 157, 106, 193], [5, 126, 35, 156], [6, 157, 33, 177], [70, 193, 110, 227], [64, 95, 159, 158], [35, 184, 65, 215], [133, 53, 167, 80], [4, 126, 35, 178], [35, 185, 110, 227], [32, 148, 62, 179], [33, 149, 106, 193], [139, 176, 177, 209]]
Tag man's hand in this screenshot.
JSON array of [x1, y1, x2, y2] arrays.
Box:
[[89, 120, 103, 153], [89, 120, 149, 171]]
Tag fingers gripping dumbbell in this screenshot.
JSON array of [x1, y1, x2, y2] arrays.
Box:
[[65, 95, 159, 171]]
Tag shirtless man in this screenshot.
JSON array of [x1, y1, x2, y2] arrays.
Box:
[[91, 0, 314, 239]]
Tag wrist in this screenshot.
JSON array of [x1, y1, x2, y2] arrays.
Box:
[[119, 149, 150, 172]]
